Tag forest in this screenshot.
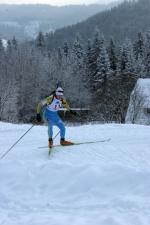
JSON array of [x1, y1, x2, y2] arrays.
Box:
[[0, 0, 150, 124]]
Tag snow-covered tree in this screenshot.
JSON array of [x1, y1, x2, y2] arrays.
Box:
[[11, 36, 18, 50], [108, 38, 117, 72], [143, 30, 150, 76], [65, 35, 90, 106], [36, 31, 45, 52], [117, 39, 135, 74], [96, 43, 111, 94], [89, 28, 105, 79], [63, 41, 69, 58], [133, 32, 144, 60]]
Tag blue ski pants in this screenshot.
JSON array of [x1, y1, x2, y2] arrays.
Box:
[[43, 108, 65, 139]]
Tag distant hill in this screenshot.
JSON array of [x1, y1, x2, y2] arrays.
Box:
[[96, 0, 123, 7], [45, 0, 150, 49], [0, 3, 114, 40]]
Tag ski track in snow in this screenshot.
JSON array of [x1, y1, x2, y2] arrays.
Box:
[[0, 122, 150, 225]]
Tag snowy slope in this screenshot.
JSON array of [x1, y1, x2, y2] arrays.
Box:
[[0, 122, 150, 225]]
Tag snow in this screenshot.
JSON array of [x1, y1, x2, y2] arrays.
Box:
[[0, 122, 150, 225], [2, 39, 8, 48], [24, 21, 40, 39]]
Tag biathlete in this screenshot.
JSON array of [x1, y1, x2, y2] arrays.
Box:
[[36, 87, 74, 148]]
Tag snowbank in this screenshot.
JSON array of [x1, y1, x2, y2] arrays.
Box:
[[0, 122, 150, 225]]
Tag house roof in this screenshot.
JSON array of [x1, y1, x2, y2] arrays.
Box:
[[134, 79, 150, 107]]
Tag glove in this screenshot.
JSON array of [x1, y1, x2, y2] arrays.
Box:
[[36, 113, 42, 122], [70, 110, 77, 116]]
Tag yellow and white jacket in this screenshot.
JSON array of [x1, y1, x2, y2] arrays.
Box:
[[37, 95, 70, 114]]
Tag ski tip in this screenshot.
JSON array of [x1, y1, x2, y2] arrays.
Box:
[[48, 148, 52, 155]]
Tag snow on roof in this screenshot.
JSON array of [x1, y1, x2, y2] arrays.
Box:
[[137, 78, 150, 95], [136, 78, 150, 107]]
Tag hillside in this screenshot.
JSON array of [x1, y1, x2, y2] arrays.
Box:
[[0, 122, 150, 225], [0, 3, 112, 40], [46, 0, 150, 49]]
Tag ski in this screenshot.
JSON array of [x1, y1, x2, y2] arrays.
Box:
[[39, 138, 111, 149], [48, 147, 52, 155]]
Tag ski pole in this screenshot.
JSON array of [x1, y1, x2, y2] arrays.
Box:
[[0, 124, 34, 160], [53, 130, 60, 140]]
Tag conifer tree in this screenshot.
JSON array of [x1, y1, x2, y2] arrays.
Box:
[[117, 39, 135, 74], [66, 35, 88, 106], [11, 36, 18, 50], [90, 28, 104, 79], [36, 31, 45, 51], [108, 38, 117, 72], [96, 42, 111, 94], [144, 30, 150, 76], [133, 32, 144, 60], [63, 41, 69, 58]]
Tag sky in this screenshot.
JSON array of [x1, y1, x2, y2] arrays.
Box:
[[0, 0, 116, 6]]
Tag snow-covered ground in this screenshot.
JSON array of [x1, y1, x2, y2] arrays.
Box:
[[0, 122, 150, 225]]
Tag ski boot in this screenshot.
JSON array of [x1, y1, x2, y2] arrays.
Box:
[[48, 138, 53, 148], [60, 138, 74, 146]]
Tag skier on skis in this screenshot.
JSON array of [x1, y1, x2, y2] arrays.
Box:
[[36, 87, 74, 148]]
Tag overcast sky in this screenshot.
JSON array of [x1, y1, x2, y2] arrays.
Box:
[[0, 0, 116, 6]]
